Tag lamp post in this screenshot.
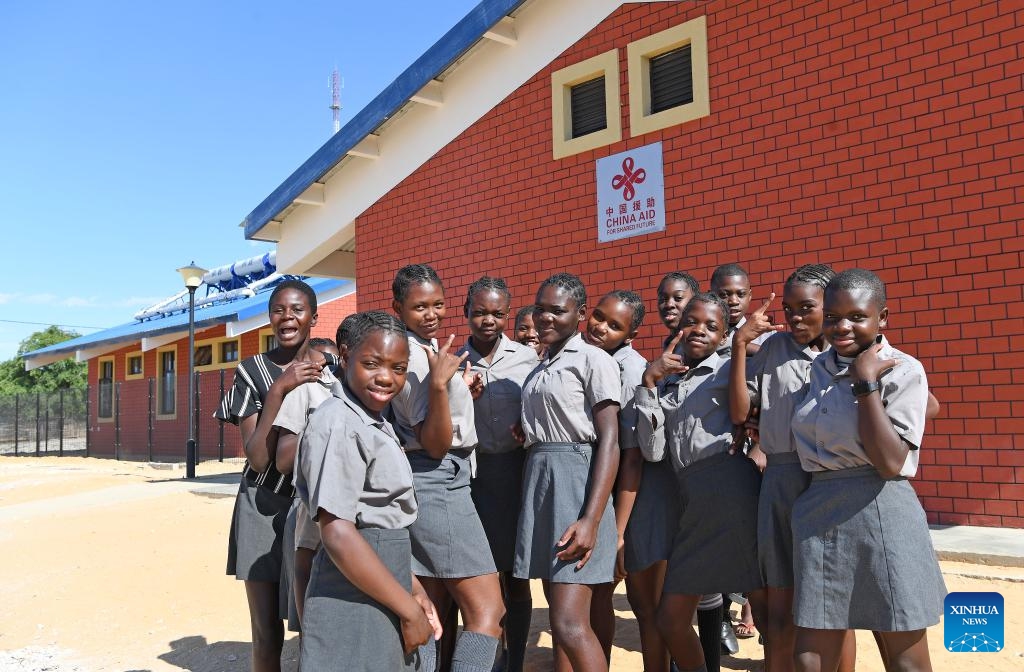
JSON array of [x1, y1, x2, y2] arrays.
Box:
[[177, 261, 207, 478]]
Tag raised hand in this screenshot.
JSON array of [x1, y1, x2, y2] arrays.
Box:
[[275, 359, 324, 395], [734, 292, 784, 347], [851, 338, 898, 384], [642, 330, 689, 387], [418, 335, 470, 388], [462, 362, 484, 399]]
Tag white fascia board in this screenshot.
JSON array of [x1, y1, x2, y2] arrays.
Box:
[[273, 0, 627, 275], [141, 332, 186, 352]]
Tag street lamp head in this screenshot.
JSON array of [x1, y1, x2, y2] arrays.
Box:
[[177, 261, 208, 290]]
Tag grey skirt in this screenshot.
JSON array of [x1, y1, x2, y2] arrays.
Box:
[[281, 500, 300, 631], [226, 475, 291, 582], [407, 450, 497, 579], [624, 458, 681, 573], [514, 442, 617, 584], [792, 466, 947, 631], [471, 450, 527, 573], [663, 452, 763, 595], [758, 452, 810, 589], [300, 528, 421, 671]]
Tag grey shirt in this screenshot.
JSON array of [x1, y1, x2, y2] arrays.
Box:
[[719, 316, 771, 357], [613, 345, 648, 451], [792, 337, 929, 477], [635, 351, 734, 471], [391, 331, 478, 453], [298, 381, 418, 530], [460, 334, 538, 454], [273, 367, 338, 550], [744, 332, 827, 455], [521, 333, 621, 446]]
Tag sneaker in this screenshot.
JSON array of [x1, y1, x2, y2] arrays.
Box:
[[721, 619, 740, 655]]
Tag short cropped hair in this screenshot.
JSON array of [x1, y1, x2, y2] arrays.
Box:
[[392, 264, 443, 303], [269, 279, 318, 314], [826, 268, 887, 306], [537, 273, 586, 309], [603, 290, 646, 331], [464, 276, 512, 316], [658, 271, 700, 295], [710, 263, 749, 289], [683, 291, 730, 326], [309, 337, 337, 351], [514, 306, 534, 327]]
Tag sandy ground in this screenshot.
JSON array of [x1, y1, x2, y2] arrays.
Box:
[[0, 456, 1021, 672]]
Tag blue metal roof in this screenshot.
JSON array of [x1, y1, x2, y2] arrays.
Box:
[[23, 277, 352, 360], [241, 0, 527, 240]]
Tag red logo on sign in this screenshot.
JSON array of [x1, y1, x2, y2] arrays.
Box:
[[611, 157, 646, 201]]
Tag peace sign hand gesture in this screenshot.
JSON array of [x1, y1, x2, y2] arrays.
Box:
[[734, 292, 784, 348], [642, 330, 689, 388], [417, 335, 470, 391]]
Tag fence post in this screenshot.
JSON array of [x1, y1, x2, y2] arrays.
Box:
[[194, 370, 201, 463], [218, 368, 225, 462], [35, 392, 41, 456], [59, 389, 65, 457], [44, 395, 50, 454], [13, 393, 18, 455], [114, 382, 121, 461], [85, 385, 91, 458], [147, 377, 154, 463]]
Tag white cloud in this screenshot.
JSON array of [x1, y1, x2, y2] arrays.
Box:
[[0, 293, 13, 305]]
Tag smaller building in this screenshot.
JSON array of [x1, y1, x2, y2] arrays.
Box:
[[22, 254, 356, 461]]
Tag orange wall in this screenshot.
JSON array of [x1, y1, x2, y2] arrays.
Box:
[[355, 1, 1024, 526]]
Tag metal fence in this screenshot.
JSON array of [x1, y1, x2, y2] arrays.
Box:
[[0, 388, 89, 456]]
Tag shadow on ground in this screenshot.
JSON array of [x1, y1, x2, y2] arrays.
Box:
[[156, 635, 299, 672]]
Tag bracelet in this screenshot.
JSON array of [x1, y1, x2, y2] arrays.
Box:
[[852, 380, 880, 397]]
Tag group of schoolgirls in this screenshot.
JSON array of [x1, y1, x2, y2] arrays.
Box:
[[217, 259, 947, 672]]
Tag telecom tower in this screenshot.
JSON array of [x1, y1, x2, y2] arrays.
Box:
[[330, 68, 342, 134]]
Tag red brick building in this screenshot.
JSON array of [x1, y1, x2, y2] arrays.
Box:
[[23, 262, 356, 462], [241, 1, 1024, 527]]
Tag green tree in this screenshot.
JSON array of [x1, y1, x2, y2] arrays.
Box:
[[0, 326, 87, 394]]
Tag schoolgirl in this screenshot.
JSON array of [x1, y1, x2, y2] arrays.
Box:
[[790, 269, 946, 672], [582, 289, 669, 669], [727, 264, 843, 671], [514, 272, 620, 672], [215, 279, 328, 672], [636, 292, 763, 672], [655, 272, 727, 672], [457, 275, 538, 672], [295, 311, 440, 671], [390, 264, 504, 672], [274, 335, 343, 630], [513, 305, 543, 356]]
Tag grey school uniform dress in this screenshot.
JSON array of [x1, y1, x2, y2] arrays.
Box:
[[392, 332, 496, 579], [743, 332, 826, 588], [635, 351, 763, 595], [790, 339, 946, 631], [296, 382, 422, 672], [514, 333, 620, 584], [273, 367, 337, 630], [216, 354, 295, 583], [616, 346, 680, 573], [460, 334, 538, 573]]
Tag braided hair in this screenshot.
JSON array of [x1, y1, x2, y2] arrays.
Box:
[[785, 264, 835, 292], [345, 310, 409, 351], [537, 272, 586, 309], [464, 276, 512, 316], [603, 290, 646, 331], [658, 271, 699, 295], [392, 264, 443, 303]]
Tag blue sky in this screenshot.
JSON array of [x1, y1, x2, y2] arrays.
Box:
[[0, 0, 479, 360]]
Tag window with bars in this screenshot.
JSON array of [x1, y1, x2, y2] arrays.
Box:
[[649, 45, 693, 114], [98, 359, 114, 419], [158, 349, 176, 416], [551, 49, 621, 159], [570, 77, 608, 138]]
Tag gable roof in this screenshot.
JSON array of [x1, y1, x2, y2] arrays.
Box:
[[240, 0, 659, 276], [21, 277, 354, 370]]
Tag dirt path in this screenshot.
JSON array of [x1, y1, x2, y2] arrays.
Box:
[[0, 456, 1020, 671]]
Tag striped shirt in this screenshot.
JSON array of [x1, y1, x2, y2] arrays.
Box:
[[215, 353, 293, 495]]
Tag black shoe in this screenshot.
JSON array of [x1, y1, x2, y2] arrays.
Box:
[[721, 620, 740, 655]]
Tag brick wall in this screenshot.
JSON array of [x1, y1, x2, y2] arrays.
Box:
[[355, 1, 1024, 526]]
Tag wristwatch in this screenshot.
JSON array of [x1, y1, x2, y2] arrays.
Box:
[[852, 380, 880, 397]]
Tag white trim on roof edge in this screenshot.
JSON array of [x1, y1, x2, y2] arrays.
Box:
[[272, 0, 674, 275]]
